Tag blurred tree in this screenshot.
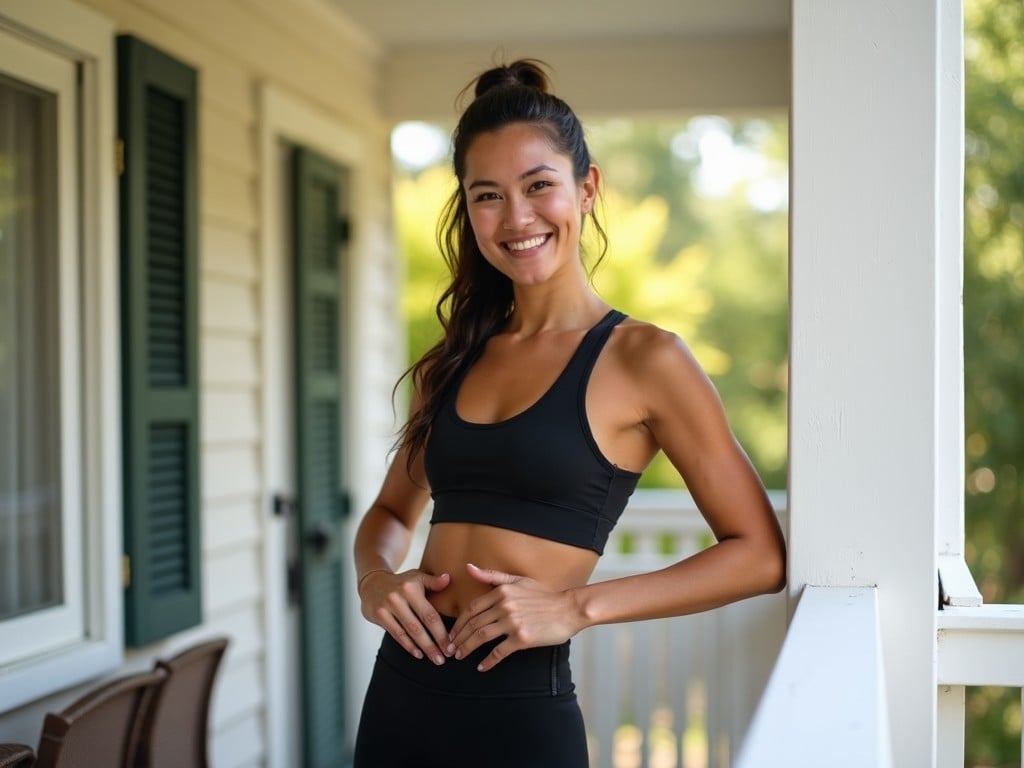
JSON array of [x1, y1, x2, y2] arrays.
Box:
[[962, 0, 1024, 763]]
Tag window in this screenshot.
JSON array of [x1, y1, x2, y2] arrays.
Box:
[[0, 31, 84, 667], [0, 4, 120, 712]]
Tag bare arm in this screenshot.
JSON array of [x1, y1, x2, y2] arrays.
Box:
[[573, 330, 786, 624], [352, 441, 430, 581], [352, 385, 453, 665]]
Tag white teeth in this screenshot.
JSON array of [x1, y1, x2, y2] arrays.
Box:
[[506, 235, 547, 252]]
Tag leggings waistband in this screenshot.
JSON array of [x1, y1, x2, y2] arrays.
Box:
[[376, 615, 575, 698]]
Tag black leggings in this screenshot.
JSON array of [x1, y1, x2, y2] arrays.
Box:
[[353, 617, 588, 768]]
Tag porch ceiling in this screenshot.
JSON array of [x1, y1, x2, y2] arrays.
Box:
[[327, 0, 790, 48], [325, 0, 792, 120]]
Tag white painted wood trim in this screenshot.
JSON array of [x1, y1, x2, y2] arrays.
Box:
[[936, 685, 965, 768], [937, 604, 1024, 688], [258, 83, 371, 768], [935, 0, 967, 561], [937, 554, 982, 607], [736, 586, 892, 768]]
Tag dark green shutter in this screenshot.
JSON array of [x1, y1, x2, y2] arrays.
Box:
[[117, 35, 201, 646], [293, 146, 349, 767]]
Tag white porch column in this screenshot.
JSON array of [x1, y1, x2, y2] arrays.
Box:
[[789, 1, 961, 764]]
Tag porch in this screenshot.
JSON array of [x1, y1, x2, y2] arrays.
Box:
[[0, 0, 1018, 766]]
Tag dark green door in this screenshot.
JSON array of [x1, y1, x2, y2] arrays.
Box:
[[292, 145, 350, 767]]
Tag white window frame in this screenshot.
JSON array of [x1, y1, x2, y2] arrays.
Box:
[[0, 0, 121, 712], [0, 26, 85, 667]]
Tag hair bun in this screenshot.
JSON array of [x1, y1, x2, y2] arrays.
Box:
[[473, 59, 552, 99]]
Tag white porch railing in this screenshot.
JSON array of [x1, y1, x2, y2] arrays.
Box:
[[937, 601, 1024, 767], [735, 586, 893, 768], [573, 489, 788, 768], [725, 553, 1024, 768]]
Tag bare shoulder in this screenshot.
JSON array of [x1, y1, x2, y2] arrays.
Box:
[[607, 317, 725, 435], [612, 317, 710, 388]]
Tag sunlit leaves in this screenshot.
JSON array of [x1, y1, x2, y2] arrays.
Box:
[[962, 0, 1024, 762]]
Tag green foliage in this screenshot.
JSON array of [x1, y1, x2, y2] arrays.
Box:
[[394, 114, 789, 491], [963, 0, 1024, 763]]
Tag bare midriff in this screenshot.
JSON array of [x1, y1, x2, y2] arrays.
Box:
[[419, 521, 600, 617]]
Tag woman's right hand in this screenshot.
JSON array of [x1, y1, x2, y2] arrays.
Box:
[[358, 569, 452, 665]]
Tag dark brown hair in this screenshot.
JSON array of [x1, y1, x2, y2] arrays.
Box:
[[395, 59, 607, 466]]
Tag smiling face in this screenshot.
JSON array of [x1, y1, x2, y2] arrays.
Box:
[[462, 122, 598, 288]]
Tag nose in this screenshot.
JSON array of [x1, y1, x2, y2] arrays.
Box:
[[502, 195, 535, 230]]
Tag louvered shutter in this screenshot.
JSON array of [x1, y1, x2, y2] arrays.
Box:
[[117, 35, 201, 646], [293, 146, 349, 767]]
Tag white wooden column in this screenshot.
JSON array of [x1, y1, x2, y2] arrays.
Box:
[[933, 1, 971, 764], [789, 1, 961, 764]]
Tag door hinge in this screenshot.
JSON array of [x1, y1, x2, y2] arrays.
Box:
[[122, 553, 131, 589], [116, 138, 125, 176]]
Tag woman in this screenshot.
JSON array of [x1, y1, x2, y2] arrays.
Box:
[[352, 59, 786, 768]]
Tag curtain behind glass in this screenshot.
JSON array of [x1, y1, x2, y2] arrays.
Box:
[[0, 73, 62, 620]]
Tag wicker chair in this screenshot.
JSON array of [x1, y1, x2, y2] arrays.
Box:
[[0, 743, 36, 768], [135, 637, 229, 768], [34, 669, 167, 768]]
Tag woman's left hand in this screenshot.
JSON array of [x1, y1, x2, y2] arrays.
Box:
[[447, 563, 584, 671]]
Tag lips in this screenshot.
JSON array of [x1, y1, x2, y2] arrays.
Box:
[[503, 233, 551, 253]]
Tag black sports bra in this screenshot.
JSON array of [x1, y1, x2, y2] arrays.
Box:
[[423, 310, 641, 554]]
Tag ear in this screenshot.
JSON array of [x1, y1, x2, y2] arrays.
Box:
[[580, 164, 601, 214]]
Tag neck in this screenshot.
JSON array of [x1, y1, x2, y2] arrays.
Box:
[[506, 287, 609, 336]]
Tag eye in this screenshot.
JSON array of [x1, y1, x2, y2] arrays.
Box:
[[528, 180, 553, 193], [472, 191, 501, 203]]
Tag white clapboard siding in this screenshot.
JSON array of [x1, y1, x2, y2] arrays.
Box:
[[203, 391, 261, 445], [212, 706, 267, 768], [203, 223, 259, 282], [81, 0, 257, 123], [211, 653, 266, 767], [201, 108, 256, 176], [203, 278, 260, 333], [203, 336, 261, 386], [212, 650, 264, 725], [203, 446, 261, 501], [238, 0, 378, 80], [205, 606, 264, 663], [203, 497, 263, 554], [205, 546, 263, 615], [203, 163, 258, 231], [127, 0, 378, 130]]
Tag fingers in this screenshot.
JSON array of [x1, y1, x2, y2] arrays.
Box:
[[446, 576, 574, 670], [360, 570, 452, 665], [477, 638, 514, 673], [424, 571, 452, 593], [465, 562, 518, 585], [450, 608, 527, 672], [380, 604, 449, 666]]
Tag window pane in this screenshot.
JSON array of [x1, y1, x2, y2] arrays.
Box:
[[0, 73, 62, 620]]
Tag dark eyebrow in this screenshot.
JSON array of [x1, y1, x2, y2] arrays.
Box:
[[466, 164, 558, 190]]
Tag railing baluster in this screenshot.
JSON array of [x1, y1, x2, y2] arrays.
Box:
[[582, 489, 787, 768]]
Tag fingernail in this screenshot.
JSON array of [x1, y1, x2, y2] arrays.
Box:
[[433, 654, 444, 666], [445, 643, 455, 655], [454, 649, 463, 660], [412, 649, 423, 660]]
